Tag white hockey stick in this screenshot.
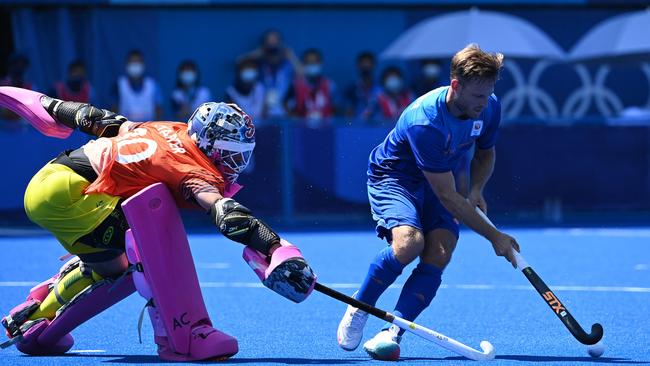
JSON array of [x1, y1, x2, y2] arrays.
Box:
[[315, 283, 495, 360]]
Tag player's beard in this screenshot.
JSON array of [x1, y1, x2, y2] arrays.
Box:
[[453, 99, 472, 120]]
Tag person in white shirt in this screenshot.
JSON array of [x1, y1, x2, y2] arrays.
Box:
[[111, 50, 162, 122], [225, 58, 265, 121], [171, 60, 212, 121]]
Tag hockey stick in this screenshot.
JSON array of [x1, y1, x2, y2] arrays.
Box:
[[474, 207, 604, 345], [314, 282, 495, 360]]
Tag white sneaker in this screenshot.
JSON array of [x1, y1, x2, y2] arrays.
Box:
[[363, 326, 402, 361], [337, 295, 369, 351]]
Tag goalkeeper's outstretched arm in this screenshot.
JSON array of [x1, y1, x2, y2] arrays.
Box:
[[41, 96, 131, 138]]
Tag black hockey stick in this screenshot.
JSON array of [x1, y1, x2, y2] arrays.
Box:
[[475, 207, 603, 345]]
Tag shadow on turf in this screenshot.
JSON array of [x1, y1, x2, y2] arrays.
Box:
[[400, 356, 648, 364], [63, 354, 369, 364]]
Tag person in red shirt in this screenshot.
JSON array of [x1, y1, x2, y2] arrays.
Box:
[[375, 67, 414, 120], [2, 94, 315, 359], [290, 48, 337, 124]]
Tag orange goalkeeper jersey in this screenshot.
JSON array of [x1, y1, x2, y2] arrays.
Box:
[[83, 121, 226, 207]]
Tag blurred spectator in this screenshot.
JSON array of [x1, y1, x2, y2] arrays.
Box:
[[111, 50, 162, 122], [171, 60, 212, 121], [50, 59, 94, 103], [344, 51, 380, 121], [288, 48, 337, 126], [225, 58, 265, 121], [412, 59, 442, 96], [1, 53, 37, 121], [375, 67, 414, 120], [241, 29, 301, 119]]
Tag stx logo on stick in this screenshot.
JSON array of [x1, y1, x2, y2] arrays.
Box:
[[542, 291, 567, 316]]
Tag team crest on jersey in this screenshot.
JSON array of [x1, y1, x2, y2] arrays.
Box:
[[471, 120, 483, 136]]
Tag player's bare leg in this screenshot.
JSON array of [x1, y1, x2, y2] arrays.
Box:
[[421, 228, 458, 270], [391, 225, 425, 264]]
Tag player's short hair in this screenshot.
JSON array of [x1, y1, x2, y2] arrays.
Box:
[[237, 57, 257, 71], [356, 51, 375, 64], [126, 49, 144, 61], [450, 44, 504, 84]]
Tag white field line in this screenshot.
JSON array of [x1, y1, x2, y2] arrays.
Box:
[[69, 349, 106, 353], [544, 228, 650, 237], [0, 281, 648, 293], [195, 262, 231, 269]]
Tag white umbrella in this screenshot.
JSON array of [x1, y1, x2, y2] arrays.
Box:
[[381, 8, 566, 60], [569, 9, 650, 61]]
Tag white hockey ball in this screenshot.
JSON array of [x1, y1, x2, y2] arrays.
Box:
[[586, 341, 605, 358]]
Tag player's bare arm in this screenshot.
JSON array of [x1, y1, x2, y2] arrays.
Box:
[[468, 146, 495, 213], [423, 170, 520, 266]]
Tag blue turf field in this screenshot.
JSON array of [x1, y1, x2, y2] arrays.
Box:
[[0, 228, 648, 365]]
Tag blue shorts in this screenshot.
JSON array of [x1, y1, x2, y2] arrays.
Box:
[[367, 179, 459, 243]]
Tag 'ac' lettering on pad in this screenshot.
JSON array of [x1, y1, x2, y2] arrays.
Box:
[[173, 312, 190, 330]]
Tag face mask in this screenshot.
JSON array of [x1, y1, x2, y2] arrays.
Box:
[[423, 63, 441, 79], [264, 45, 280, 55], [304, 64, 322, 78], [126, 62, 145, 78], [67, 76, 84, 91], [240, 68, 258, 82], [384, 76, 402, 92], [180, 70, 197, 86]]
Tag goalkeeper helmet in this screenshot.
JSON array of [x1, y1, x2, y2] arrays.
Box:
[[188, 102, 255, 183]]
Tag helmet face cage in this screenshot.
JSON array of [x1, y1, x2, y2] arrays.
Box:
[[188, 102, 256, 182], [211, 148, 253, 183]]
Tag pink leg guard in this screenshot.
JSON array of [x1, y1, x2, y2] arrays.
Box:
[[122, 183, 238, 361], [1, 258, 82, 350], [1, 277, 63, 352], [243, 239, 317, 303], [1, 272, 135, 355], [2, 275, 55, 330], [0, 86, 73, 138]]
